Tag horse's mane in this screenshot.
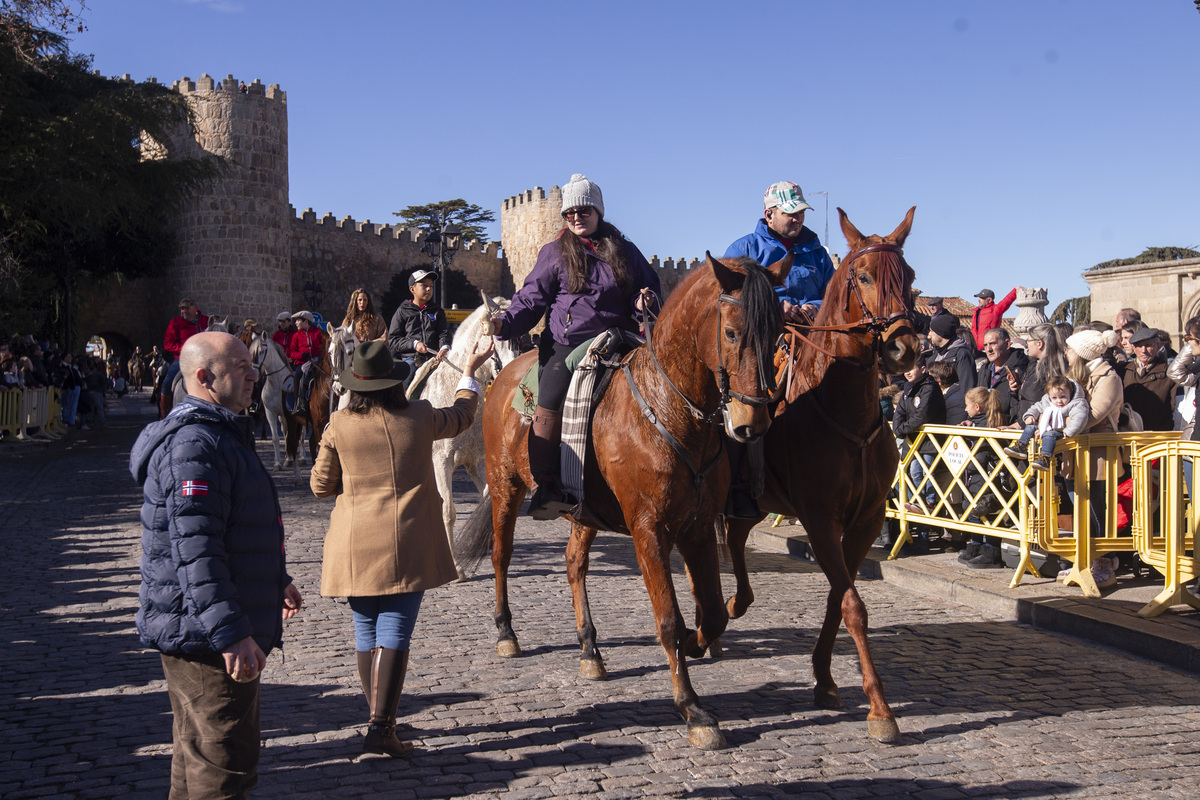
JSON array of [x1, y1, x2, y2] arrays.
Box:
[[726, 256, 783, 372]]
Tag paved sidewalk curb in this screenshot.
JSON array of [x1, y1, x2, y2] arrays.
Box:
[[748, 524, 1200, 675]]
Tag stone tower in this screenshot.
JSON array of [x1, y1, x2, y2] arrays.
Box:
[[154, 73, 291, 332], [500, 186, 564, 289]]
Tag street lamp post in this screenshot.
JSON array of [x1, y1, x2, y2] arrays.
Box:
[[421, 220, 462, 307]]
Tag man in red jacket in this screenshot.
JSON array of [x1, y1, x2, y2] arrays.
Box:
[[162, 298, 210, 397], [970, 287, 1019, 350]]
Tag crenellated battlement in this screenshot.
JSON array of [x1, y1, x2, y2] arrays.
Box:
[[166, 73, 286, 102], [291, 206, 502, 258]]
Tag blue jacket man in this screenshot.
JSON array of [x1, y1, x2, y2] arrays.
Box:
[[724, 181, 834, 322], [132, 331, 301, 798]]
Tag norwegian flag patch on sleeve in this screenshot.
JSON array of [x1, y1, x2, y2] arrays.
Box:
[[181, 480, 209, 497]]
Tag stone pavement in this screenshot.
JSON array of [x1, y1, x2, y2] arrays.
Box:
[[3, 392, 1200, 799]]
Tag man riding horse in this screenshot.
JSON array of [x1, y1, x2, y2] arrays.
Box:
[[161, 297, 210, 402], [721, 180, 836, 517]]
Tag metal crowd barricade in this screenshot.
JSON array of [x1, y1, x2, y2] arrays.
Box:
[[18, 386, 59, 442], [888, 426, 1188, 605], [0, 388, 22, 438], [1129, 440, 1200, 618], [46, 387, 69, 436]]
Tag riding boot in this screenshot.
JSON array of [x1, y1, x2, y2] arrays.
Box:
[[723, 439, 762, 520], [295, 369, 309, 416], [356, 648, 378, 716], [362, 648, 414, 758], [527, 406, 572, 521]]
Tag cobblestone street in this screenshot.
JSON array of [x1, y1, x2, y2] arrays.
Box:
[[3, 394, 1200, 799]]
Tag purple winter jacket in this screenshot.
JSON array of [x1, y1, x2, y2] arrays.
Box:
[[497, 236, 661, 347]]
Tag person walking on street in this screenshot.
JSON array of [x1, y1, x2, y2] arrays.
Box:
[[132, 331, 302, 798], [310, 338, 494, 758]]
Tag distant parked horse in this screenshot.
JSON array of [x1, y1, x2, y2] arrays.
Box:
[[249, 333, 302, 482]]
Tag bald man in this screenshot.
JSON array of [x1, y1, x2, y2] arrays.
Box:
[[132, 331, 301, 798]]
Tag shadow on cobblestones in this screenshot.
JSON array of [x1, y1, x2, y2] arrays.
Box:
[[4, 396, 1200, 798]]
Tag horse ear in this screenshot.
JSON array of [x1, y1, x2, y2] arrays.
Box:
[[887, 206, 917, 247], [765, 252, 792, 287], [326, 322, 334, 336], [708, 251, 743, 294], [481, 291, 498, 315], [838, 208, 865, 251]]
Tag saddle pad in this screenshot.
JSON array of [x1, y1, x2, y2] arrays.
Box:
[[561, 331, 618, 503], [509, 336, 597, 415]]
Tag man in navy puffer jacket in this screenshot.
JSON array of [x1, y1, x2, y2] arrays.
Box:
[[132, 331, 301, 799]]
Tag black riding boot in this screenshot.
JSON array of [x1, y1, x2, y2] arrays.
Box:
[[528, 406, 572, 521], [294, 369, 310, 416], [723, 439, 762, 520]]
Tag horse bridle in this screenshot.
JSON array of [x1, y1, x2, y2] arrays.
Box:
[[642, 289, 783, 428], [782, 242, 915, 371], [250, 336, 290, 380]]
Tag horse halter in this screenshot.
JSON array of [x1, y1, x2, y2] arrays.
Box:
[[785, 241, 916, 371], [644, 289, 781, 427]]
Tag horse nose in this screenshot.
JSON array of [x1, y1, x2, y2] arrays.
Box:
[[732, 425, 761, 443]]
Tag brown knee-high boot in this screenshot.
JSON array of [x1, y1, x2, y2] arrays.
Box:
[[527, 406, 571, 520], [362, 648, 414, 757], [356, 648, 377, 716]]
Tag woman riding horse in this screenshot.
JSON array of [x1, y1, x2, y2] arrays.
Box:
[[487, 173, 660, 519]]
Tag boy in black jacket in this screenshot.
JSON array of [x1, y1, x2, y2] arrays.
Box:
[[891, 356, 946, 553], [388, 270, 451, 385]]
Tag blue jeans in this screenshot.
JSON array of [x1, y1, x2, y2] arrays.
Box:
[[349, 592, 424, 652], [907, 451, 936, 508], [1017, 424, 1063, 456], [62, 386, 80, 425], [165, 360, 181, 398]]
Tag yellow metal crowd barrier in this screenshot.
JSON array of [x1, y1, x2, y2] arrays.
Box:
[[887, 424, 1195, 615], [0, 389, 22, 437]]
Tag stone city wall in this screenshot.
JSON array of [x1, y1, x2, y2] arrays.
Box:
[[289, 208, 509, 320]]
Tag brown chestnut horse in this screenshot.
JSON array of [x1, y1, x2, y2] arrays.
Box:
[[721, 207, 921, 744], [460, 254, 788, 749]]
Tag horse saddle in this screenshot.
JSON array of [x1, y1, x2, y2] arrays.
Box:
[[509, 330, 643, 416]]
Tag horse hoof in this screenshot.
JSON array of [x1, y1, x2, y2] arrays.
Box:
[[497, 640, 522, 658], [687, 725, 726, 751], [868, 718, 902, 744], [708, 639, 724, 660], [726, 595, 752, 620], [579, 658, 607, 681], [814, 685, 844, 709]]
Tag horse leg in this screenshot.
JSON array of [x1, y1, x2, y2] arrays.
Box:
[[565, 523, 605, 680], [807, 515, 900, 744], [491, 474, 526, 658], [677, 530, 729, 661], [435, 451, 467, 581], [723, 516, 758, 620], [630, 526, 725, 750], [266, 411, 283, 470]]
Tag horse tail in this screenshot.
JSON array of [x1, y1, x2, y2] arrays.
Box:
[[456, 488, 495, 570]]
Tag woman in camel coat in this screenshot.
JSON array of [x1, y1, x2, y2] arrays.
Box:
[[311, 337, 493, 758]]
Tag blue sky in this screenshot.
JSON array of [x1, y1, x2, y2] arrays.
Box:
[[73, 0, 1199, 311]]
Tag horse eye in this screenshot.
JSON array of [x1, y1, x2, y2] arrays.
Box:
[[724, 327, 737, 342], [859, 274, 872, 285]]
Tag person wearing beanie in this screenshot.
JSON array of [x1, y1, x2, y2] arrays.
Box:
[[488, 174, 661, 520], [1060, 327, 1125, 587], [928, 312, 975, 391], [723, 180, 834, 325]]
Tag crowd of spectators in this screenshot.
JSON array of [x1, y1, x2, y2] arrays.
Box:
[[889, 292, 1199, 587], [0, 333, 138, 439]]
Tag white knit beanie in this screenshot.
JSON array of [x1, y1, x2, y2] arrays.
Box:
[[561, 174, 604, 217], [1066, 329, 1119, 362]]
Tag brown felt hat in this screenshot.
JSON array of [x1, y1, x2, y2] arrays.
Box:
[[338, 341, 411, 391]]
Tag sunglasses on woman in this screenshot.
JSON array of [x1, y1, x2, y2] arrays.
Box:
[[562, 208, 592, 220]]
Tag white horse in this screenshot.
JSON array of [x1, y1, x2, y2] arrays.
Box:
[[327, 323, 357, 412], [248, 332, 302, 482], [407, 295, 518, 579], [171, 315, 231, 407]]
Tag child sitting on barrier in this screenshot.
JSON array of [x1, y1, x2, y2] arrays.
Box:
[[1003, 375, 1087, 472]]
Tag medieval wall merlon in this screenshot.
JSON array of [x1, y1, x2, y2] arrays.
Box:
[[291, 206, 503, 260]]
